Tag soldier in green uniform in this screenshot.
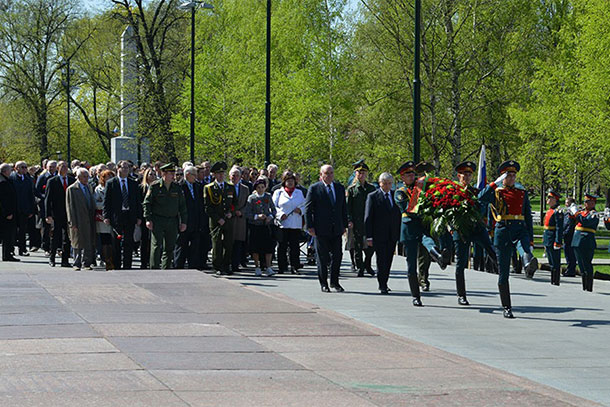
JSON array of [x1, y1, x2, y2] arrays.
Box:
[[143, 164, 187, 269], [346, 160, 376, 277], [571, 193, 600, 292], [415, 161, 434, 291], [204, 161, 237, 275]]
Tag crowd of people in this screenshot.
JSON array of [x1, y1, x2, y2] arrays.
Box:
[[0, 156, 608, 319]]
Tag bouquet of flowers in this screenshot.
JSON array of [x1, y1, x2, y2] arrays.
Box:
[[418, 177, 482, 239]]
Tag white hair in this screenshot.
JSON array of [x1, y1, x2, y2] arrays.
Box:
[[182, 161, 194, 169], [267, 163, 278, 172], [47, 160, 57, 169], [184, 166, 198, 177], [75, 168, 89, 178], [378, 172, 393, 183], [0, 163, 12, 175], [229, 166, 241, 176]]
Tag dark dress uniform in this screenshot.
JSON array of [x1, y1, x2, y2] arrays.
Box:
[[204, 162, 237, 275], [452, 161, 498, 305], [571, 194, 600, 292], [346, 163, 376, 277], [562, 205, 578, 277], [143, 166, 188, 269], [542, 190, 564, 286], [394, 161, 445, 306], [478, 160, 536, 318]]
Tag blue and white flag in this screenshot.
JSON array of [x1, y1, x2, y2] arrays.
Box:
[[477, 145, 487, 190]]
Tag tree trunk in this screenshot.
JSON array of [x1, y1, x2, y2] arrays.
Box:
[[444, 0, 461, 170]]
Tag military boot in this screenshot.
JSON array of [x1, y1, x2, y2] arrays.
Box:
[[498, 283, 514, 319]]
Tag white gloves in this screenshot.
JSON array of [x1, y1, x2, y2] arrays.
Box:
[[494, 173, 507, 186]]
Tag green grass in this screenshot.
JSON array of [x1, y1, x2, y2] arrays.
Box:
[[596, 266, 610, 275], [532, 225, 610, 238], [532, 248, 610, 260]]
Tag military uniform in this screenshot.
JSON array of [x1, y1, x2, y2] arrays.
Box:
[[478, 160, 536, 318], [204, 162, 237, 275], [452, 161, 498, 306], [346, 161, 376, 277], [572, 194, 600, 292], [395, 161, 447, 307], [143, 164, 188, 269], [542, 190, 564, 286]]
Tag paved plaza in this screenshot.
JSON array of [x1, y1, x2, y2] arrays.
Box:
[[0, 252, 607, 406]]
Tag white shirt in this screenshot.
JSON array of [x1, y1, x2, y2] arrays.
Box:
[[272, 188, 305, 229]]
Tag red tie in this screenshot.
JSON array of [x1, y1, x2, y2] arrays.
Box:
[[63, 177, 67, 191]]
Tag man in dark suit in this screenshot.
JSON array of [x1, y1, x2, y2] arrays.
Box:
[[103, 160, 142, 269], [36, 160, 57, 253], [9, 161, 36, 257], [305, 165, 348, 292], [197, 162, 212, 269], [365, 172, 401, 294], [175, 166, 203, 269], [0, 164, 19, 262], [45, 161, 75, 267]]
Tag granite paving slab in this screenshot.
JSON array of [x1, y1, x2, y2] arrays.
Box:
[[0, 338, 118, 355], [0, 352, 140, 373], [0, 391, 189, 407], [109, 336, 266, 353], [92, 323, 239, 337], [0, 324, 100, 340]]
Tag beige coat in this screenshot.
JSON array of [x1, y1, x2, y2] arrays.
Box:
[[66, 182, 96, 250], [232, 183, 249, 241]]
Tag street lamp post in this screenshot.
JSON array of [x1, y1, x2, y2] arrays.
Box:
[[179, 1, 214, 163], [264, 0, 271, 167], [412, 0, 421, 163], [59, 58, 74, 163]]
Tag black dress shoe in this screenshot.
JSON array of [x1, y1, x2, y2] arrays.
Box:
[[503, 307, 515, 319], [366, 267, 376, 276], [422, 282, 430, 292], [330, 284, 345, 293], [48, 259, 55, 267], [321, 286, 331, 293], [458, 296, 470, 306], [412, 297, 423, 307], [357, 270, 364, 277], [5, 257, 21, 262], [60, 262, 71, 268], [380, 288, 389, 295]]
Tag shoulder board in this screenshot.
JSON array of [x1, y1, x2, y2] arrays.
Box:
[[205, 182, 215, 189]]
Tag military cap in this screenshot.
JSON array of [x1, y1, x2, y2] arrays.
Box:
[[455, 161, 476, 173], [497, 160, 520, 174], [210, 161, 227, 173], [415, 161, 435, 174], [352, 159, 369, 172], [397, 161, 416, 175], [160, 163, 176, 172], [546, 189, 562, 200], [584, 193, 599, 201]]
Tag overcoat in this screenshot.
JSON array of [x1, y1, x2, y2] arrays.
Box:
[[66, 182, 96, 250]]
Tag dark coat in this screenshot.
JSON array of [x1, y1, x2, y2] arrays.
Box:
[[365, 189, 401, 243], [44, 174, 76, 226], [180, 181, 205, 233], [0, 174, 17, 221], [103, 176, 143, 227], [9, 172, 35, 215], [304, 181, 348, 237]]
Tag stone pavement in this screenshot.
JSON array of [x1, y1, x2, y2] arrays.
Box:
[[0, 253, 605, 406]]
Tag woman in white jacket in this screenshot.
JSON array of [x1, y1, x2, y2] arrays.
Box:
[[272, 171, 305, 274]]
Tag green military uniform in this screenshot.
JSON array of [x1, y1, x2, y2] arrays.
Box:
[[571, 193, 600, 292], [346, 161, 376, 276], [143, 164, 187, 269], [415, 161, 436, 291], [204, 162, 237, 275]]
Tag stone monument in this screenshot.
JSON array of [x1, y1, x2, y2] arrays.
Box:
[[111, 25, 150, 164]]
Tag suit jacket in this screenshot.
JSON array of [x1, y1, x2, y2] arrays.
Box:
[[365, 189, 401, 243], [304, 181, 348, 237], [66, 182, 95, 250], [35, 171, 55, 200], [9, 172, 36, 215], [0, 174, 17, 221], [103, 176, 143, 227], [232, 183, 249, 241], [45, 174, 75, 225], [180, 181, 204, 233]]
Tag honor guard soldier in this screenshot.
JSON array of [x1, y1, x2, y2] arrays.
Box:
[[543, 190, 564, 286], [204, 161, 237, 275], [395, 161, 448, 307], [479, 160, 536, 318], [571, 193, 600, 292], [143, 163, 187, 269], [452, 161, 499, 305], [346, 160, 376, 277]]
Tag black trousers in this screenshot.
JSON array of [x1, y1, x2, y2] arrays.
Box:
[[112, 212, 135, 269], [374, 240, 396, 290], [140, 226, 150, 269], [277, 228, 301, 271], [175, 229, 201, 269], [50, 222, 71, 264], [314, 234, 343, 287], [231, 240, 245, 270], [15, 213, 30, 253], [28, 216, 41, 249], [1, 220, 16, 260]]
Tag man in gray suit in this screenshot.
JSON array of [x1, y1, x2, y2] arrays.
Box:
[[66, 168, 96, 270], [305, 165, 348, 292]]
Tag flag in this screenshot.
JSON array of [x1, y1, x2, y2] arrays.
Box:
[[477, 145, 487, 191]]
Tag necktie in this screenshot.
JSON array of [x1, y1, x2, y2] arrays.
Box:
[[327, 184, 335, 205], [188, 183, 195, 199], [82, 185, 90, 207], [386, 192, 393, 208], [235, 185, 239, 198], [121, 179, 129, 209], [62, 177, 67, 191]]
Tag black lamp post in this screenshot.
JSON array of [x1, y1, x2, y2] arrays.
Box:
[[412, 0, 421, 163], [264, 0, 271, 167], [179, 1, 214, 163], [59, 58, 74, 164]]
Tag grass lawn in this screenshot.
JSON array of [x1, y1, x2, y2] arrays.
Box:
[[532, 248, 610, 260], [596, 266, 610, 275]]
